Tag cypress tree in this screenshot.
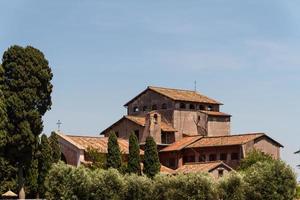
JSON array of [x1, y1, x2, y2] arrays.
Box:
[[37, 134, 52, 197], [143, 136, 160, 178], [127, 132, 141, 174], [49, 132, 61, 163], [1, 45, 53, 198], [106, 132, 122, 169]]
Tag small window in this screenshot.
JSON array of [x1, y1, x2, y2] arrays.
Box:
[[153, 114, 158, 123], [115, 132, 119, 137], [180, 103, 186, 109], [197, 116, 201, 121], [220, 153, 227, 161], [134, 130, 139, 140], [218, 169, 224, 177], [199, 154, 206, 162], [168, 158, 176, 168], [199, 105, 205, 110], [189, 104, 195, 109], [142, 106, 147, 111], [152, 104, 157, 110], [209, 154, 217, 161], [231, 153, 239, 160], [208, 105, 213, 111], [161, 103, 167, 109], [133, 106, 139, 112]]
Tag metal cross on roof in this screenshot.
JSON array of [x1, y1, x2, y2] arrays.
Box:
[[56, 120, 62, 131]]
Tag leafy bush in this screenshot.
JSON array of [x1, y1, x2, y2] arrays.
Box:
[[239, 149, 273, 171], [218, 172, 245, 200], [296, 185, 300, 199], [154, 173, 217, 200], [123, 174, 153, 200], [243, 160, 297, 200]]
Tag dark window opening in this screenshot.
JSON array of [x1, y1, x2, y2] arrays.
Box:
[[61, 153, 67, 163], [199, 154, 206, 162], [218, 169, 224, 177], [168, 158, 176, 168], [231, 153, 239, 160], [183, 155, 195, 163], [153, 114, 158, 123], [133, 106, 139, 112], [115, 132, 119, 137], [142, 106, 147, 111], [209, 154, 217, 161], [220, 153, 227, 161], [208, 105, 213, 111], [161, 132, 175, 144], [189, 104, 195, 109], [199, 105, 205, 110], [134, 130, 139, 140], [161, 103, 167, 109], [180, 103, 186, 109], [152, 104, 157, 110], [197, 116, 201, 121]]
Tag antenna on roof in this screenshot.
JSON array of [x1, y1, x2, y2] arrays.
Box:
[[56, 120, 62, 132], [194, 80, 197, 92]]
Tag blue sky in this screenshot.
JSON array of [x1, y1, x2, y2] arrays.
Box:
[[1, 0, 300, 177]]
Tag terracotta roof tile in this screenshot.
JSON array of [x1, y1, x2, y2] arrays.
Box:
[[124, 86, 222, 106], [186, 133, 265, 148], [56, 132, 144, 155], [176, 161, 233, 174], [125, 115, 177, 132], [160, 135, 202, 152], [200, 110, 231, 117]]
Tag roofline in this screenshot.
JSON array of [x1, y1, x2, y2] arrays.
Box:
[[55, 131, 85, 150], [199, 110, 231, 117], [254, 134, 284, 148], [124, 86, 223, 106]]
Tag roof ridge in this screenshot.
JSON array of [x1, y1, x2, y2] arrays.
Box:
[[184, 161, 223, 165], [148, 86, 197, 93], [201, 132, 265, 139], [66, 134, 103, 138]]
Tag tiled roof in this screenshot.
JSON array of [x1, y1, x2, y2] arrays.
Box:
[[187, 133, 265, 148], [56, 132, 144, 155], [200, 110, 231, 117], [125, 115, 177, 132], [124, 86, 222, 106], [160, 165, 176, 174], [176, 161, 233, 174], [160, 135, 202, 152]]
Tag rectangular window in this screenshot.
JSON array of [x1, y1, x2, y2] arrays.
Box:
[[115, 132, 119, 137], [161, 132, 175, 144], [231, 153, 239, 160], [218, 169, 224, 178], [220, 153, 227, 161], [209, 154, 217, 161], [134, 130, 139, 140], [199, 154, 206, 162], [168, 158, 176, 168]]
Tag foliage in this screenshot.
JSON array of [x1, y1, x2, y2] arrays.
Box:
[[239, 149, 273, 171], [1, 45, 53, 196], [49, 132, 61, 163], [143, 136, 160, 178], [0, 157, 17, 194], [243, 159, 297, 200], [296, 185, 300, 199], [123, 174, 153, 200], [106, 132, 122, 170], [37, 134, 52, 197], [127, 132, 141, 174], [218, 172, 245, 200], [153, 173, 217, 200], [85, 147, 106, 170]]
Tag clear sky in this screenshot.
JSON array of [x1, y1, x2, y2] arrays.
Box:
[[1, 1, 300, 177]]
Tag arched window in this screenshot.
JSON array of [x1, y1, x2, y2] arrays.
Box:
[[161, 103, 167, 109], [152, 104, 157, 110], [189, 104, 195, 109], [133, 106, 139, 112], [180, 103, 186, 109], [142, 106, 147, 111]]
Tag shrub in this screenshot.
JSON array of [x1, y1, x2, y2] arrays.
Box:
[[243, 160, 297, 200], [239, 149, 273, 171], [218, 172, 245, 200], [123, 174, 153, 200], [154, 173, 217, 200]]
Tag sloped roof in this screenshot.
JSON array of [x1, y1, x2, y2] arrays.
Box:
[[2, 190, 17, 197], [200, 110, 231, 117], [160, 135, 202, 152], [100, 115, 176, 135], [124, 86, 222, 106], [160, 133, 283, 152], [160, 165, 176, 174], [56, 132, 144, 155], [176, 161, 233, 174]]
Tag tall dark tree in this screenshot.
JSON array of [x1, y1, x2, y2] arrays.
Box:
[[106, 132, 122, 169], [37, 134, 52, 197], [1, 45, 53, 198], [49, 132, 61, 163], [127, 132, 141, 174], [143, 136, 160, 178]]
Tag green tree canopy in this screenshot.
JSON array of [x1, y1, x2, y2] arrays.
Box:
[[1, 45, 53, 198], [238, 149, 273, 171], [49, 132, 61, 163], [85, 147, 106, 170], [106, 132, 122, 169], [127, 132, 141, 174], [143, 136, 160, 178]]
